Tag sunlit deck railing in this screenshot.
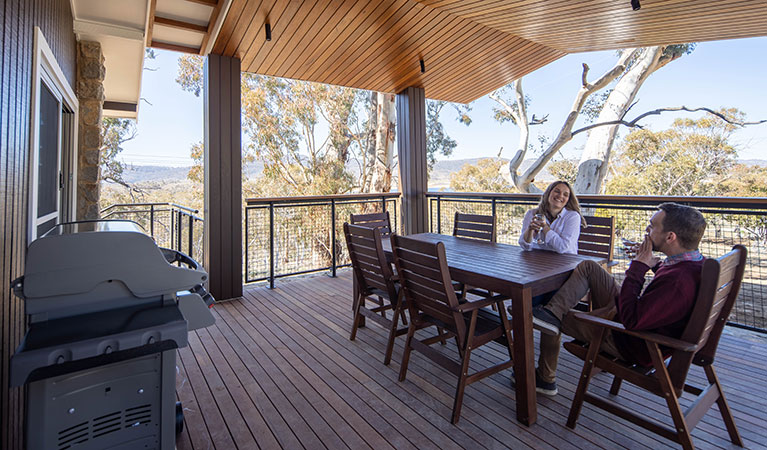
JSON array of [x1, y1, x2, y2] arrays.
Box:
[[244, 193, 400, 287], [427, 192, 767, 333], [101, 202, 204, 263]]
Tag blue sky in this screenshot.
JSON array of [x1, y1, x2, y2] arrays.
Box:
[[121, 36, 767, 166]]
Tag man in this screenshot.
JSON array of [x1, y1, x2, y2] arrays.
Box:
[[517, 202, 707, 396]]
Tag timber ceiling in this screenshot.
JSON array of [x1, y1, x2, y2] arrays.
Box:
[[202, 0, 767, 103]]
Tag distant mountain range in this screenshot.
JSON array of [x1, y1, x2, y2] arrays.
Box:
[[121, 158, 767, 185]]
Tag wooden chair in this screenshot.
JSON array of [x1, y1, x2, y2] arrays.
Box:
[[350, 211, 392, 235], [453, 212, 495, 242], [564, 245, 747, 450], [391, 234, 514, 424], [452, 212, 500, 303], [576, 215, 616, 311], [349, 211, 394, 319], [344, 223, 408, 365], [577, 215, 615, 264]]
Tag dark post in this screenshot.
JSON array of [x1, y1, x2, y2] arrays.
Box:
[[177, 210, 183, 252], [330, 199, 337, 277], [150, 204, 155, 238], [396, 87, 428, 235], [269, 202, 275, 289], [437, 196, 442, 234], [204, 54, 243, 299], [188, 214, 194, 257]]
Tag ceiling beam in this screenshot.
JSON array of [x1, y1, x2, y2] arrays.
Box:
[[154, 16, 208, 33], [150, 40, 201, 54], [184, 0, 217, 7]]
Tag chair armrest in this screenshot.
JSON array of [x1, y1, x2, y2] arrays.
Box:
[[569, 312, 698, 352], [390, 275, 399, 283], [455, 294, 507, 312], [606, 260, 620, 267]]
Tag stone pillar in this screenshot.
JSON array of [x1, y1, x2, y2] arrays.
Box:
[[76, 41, 105, 220]]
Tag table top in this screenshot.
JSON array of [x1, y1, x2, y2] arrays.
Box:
[[384, 233, 605, 295]]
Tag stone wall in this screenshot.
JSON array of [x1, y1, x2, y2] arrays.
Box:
[[76, 40, 105, 220]]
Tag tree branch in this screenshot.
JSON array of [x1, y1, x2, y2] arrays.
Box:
[[571, 106, 766, 137]]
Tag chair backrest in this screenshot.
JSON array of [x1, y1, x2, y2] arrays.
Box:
[[343, 223, 397, 301], [666, 245, 747, 391], [390, 234, 466, 341], [453, 212, 495, 242], [350, 211, 392, 236], [578, 215, 615, 262]]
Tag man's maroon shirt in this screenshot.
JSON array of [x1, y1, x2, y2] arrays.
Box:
[[614, 259, 704, 366]]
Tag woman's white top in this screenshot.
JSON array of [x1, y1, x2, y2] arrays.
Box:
[[518, 207, 581, 255]]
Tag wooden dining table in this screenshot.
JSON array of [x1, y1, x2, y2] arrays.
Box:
[[382, 233, 605, 426]]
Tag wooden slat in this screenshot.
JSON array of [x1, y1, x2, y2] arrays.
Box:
[[211, 0, 767, 103], [171, 274, 767, 450]]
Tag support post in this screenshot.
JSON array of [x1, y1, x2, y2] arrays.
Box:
[[204, 54, 243, 300], [396, 87, 428, 235]]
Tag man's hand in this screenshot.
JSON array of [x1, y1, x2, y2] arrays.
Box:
[[633, 235, 660, 268]]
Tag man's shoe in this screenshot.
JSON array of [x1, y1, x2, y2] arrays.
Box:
[[509, 370, 559, 397], [532, 306, 561, 336]]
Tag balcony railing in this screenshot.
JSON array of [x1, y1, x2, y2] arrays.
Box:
[[245, 193, 400, 287], [101, 202, 204, 263], [427, 192, 767, 333]]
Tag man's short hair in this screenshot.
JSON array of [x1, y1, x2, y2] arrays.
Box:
[[658, 202, 707, 250]]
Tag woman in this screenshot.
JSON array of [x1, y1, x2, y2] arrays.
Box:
[[519, 180, 586, 255]]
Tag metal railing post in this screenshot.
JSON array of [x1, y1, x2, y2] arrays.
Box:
[[269, 202, 275, 289], [177, 210, 183, 252], [188, 214, 194, 257], [492, 198, 497, 217], [437, 195, 442, 234], [150, 204, 155, 238], [331, 199, 337, 277], [244, 207, 249, 283]]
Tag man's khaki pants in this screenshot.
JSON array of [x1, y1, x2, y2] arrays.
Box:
[[538, 260, 625, 383]]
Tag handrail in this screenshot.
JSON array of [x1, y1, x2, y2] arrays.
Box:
[[426, 192, 767, 209], [101, 202, 200, 215], [247, 192, 401, 205]]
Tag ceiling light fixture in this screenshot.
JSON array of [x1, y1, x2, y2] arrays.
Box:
[[420, 59, 425, 73], [631, 0, 641, 10], [265, 23, 272, 41]]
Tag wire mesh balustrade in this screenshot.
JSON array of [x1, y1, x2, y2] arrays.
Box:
[[427, 192, 767, 333], [245, 193, 400, 288], [100, 202, 204, 264]]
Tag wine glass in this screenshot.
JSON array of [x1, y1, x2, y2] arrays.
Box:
[[533, 213, 547, 244], [621, 237, 639, 259]]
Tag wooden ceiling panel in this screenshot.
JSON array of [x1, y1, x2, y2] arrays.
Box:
[[419, 0, 767, 53], [212, 0, 767, 103]]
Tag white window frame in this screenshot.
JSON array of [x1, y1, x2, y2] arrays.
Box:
[[29, 27, 79, 242]]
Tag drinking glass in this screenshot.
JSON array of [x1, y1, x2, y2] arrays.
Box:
[[533, 213, 547, 244], [621, 237, 639, 259]]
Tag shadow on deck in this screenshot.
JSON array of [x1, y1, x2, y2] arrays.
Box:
[[175, 270, 767, 450]]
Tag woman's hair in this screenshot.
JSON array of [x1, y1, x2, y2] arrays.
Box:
[[535, 180, 587, 227]]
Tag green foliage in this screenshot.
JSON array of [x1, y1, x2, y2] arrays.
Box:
[[605, 109, 741, 196], [175, 55, 468, 196], [449, 158, 515, 193], [720, 164, 767, 242], [547, 158, 578, 185]]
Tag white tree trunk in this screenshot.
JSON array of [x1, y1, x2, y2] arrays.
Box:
[[371, 92, 396, 193], [573, 46, 666, 194], [492, 50, 636, 193]]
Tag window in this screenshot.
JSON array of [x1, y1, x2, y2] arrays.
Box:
[[29, 27, 78, 242]]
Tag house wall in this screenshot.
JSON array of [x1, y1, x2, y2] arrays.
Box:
[[0, 1, 76, 448]]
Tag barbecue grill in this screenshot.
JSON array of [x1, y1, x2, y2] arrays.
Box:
[[10, 220, 216, 450]]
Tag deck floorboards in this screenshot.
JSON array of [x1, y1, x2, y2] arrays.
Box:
[[176, 270, 767, 450]]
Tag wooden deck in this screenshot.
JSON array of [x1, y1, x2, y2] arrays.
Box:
[[175, 270, 767, 450]]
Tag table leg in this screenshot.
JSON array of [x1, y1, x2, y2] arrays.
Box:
[[511, 286, 536, 425]]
